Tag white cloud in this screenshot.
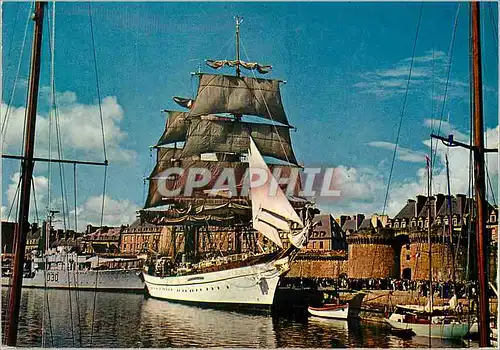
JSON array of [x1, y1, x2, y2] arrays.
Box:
[[423, 118, 468, 141], [2, 172, 49, 222], [402, 50, 447, 63], [71, 195, 140, 229], [319, 123, 498, 219], [367, 141, 427, 163], [353, 48, 472, 100], [1, 92, 135, 162], [2, 171, 140, 229]]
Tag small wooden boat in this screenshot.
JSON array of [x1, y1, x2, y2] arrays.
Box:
[[308, 303, 349, 319], [307, 291, 366, 320]]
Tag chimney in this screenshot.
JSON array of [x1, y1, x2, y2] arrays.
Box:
[[429, 196, 436, 219], [436, 193, 445, 217], [340, 215, 349, 227], [371, 214, 379, 229], [356, 214, 365, 231], [416, 195, 427, 217]]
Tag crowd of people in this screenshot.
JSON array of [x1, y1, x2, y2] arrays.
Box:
[[280, 276, 488, 299]]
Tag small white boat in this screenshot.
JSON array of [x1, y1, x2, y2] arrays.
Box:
[[307, 291, 366, 320], [308, 303, 349, 319], [384, 305, 472, 339]]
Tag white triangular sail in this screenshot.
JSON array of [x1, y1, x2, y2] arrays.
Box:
[[248, 137, 303, 248]]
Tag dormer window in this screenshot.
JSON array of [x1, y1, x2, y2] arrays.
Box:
[[452, 218, 458, 226], [401, 221, 406, 228], [490, 215, 497, 223]]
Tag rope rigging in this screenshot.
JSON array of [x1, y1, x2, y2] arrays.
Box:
[[1, 2, 33, 143], [430, 4, 461, 171], [87, 2, 109, 344], [381, 2, 424, 216]]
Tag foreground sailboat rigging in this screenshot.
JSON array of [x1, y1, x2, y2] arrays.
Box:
[[141, 18, 316, 309], [385, 3, 494, 345], [3, 2, 110, 345]]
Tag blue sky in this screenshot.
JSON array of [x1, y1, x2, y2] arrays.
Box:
[[2, 2, 498, 228]]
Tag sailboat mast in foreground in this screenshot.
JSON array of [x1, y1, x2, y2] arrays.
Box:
[[5, 2, 46, 346], [471, 2, 490, 347]]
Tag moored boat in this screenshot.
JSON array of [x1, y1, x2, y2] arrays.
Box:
[[141, 17, 317, 309], [2, 249, 144, 292], [384, 305, 472, 339], [308, 303, 350, 319], [307, 291, 366, 320]]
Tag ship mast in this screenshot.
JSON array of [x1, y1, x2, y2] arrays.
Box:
[[235, 16, 242, 77], [471, 2, 490, 347], [427, 157, 433, 346], [5, 2, 46, 346]]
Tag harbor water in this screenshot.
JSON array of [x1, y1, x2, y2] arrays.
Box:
[[1, 288, 473, 348]]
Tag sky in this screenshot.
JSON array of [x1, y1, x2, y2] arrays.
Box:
[[2, 2, 499, 230]]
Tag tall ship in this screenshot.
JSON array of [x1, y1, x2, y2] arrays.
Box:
[[141, 17, 317, 309]]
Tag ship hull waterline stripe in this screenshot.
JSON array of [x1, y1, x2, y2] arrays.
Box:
[[143, 267, 278, 287]]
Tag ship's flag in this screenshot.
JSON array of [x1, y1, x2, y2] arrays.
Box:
[[425, 155, 431, 168]]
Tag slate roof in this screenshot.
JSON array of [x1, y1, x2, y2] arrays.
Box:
[[358, 218, 373, 230], [342, 219, 357, 232], [128, 218, 156, 229], [394, 201, 416, 220], [416, 198, 436, 218], [436, 196, 460, 216]]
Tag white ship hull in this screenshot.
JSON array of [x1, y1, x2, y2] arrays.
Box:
[[143, 257, 289, 309], [2, 268, 144, 292]]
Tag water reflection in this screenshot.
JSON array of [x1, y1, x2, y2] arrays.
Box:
[[137, 298, 276, 347], [2, 288, 470, 348]]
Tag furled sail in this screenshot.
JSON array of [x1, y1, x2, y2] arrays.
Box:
[[189, 74, 289, 126], [149, 147, 183, 177], [145, 150, 303, 209], [173, 97, 194, 109], [145, 147, 183, 208], [156, 111, 189, 146], [181, 119, 298, 165], [248, 137, 303, 248], [206, 59, 272, 74]]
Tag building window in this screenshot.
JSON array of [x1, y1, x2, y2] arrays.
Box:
[[452, 218, 458, 226], [319, 241, 324, 249], [490, 215, 497, 223], [406, 254, 411, 261], [394, 222, 399, 228], [401, 221, 406, 228], [312, 242, 316, 249]]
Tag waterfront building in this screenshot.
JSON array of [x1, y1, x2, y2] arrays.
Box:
[[82, 226, 121, 254], [119, 220, 162, 254], [306, 214, 347, 251], [387, 193, 497, 282]]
